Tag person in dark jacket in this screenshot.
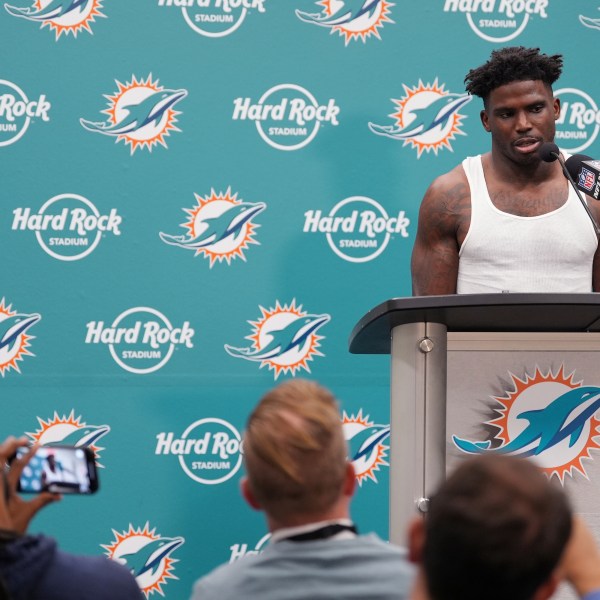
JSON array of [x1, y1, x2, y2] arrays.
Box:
[[0, 435, 143, 600]]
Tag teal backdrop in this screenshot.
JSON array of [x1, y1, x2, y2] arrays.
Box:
[[2, 1, 599, 597]]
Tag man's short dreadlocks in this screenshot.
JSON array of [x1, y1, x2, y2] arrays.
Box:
[[464, 46, 563, 102]]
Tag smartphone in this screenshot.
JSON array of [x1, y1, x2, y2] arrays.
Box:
[[12, 445, 99, 495]]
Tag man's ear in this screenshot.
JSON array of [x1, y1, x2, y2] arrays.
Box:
[[240, 476, 261, 511], [407, 517, 426, 564], [343, 461, 356, 498], [531, 571, 559, 600], [481, 109, 491, 132], [553, 96, 561, 121]]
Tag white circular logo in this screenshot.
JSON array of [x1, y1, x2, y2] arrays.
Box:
[[30, 194, 117, 261], [178, 418, 243, 484], [0, 80, 31, 146], [304, 196, 410, 263], [109, 307, 173, 374], [554, 88, 600, 153], [182, 4, 248, 37], [233, 84, 340, 151]]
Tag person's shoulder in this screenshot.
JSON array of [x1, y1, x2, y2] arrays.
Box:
[[48, 549, 143, 599], [418, 159, 472, 222], [355, 534, 415, 581], [190, 552, 261, 600], [426, 160, 469, 197], [358, 533, 409, 556]]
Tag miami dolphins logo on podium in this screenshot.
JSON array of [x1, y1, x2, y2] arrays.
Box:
[[453, 367, 600, 483], [342, 410, 390, 486], [296, 0, 394, 44], [4, 0, 106, 39], [159, 188, 266, 267], [0, 298, 41, 377], [225, 300, 330, 379], [580, 7, 600, 30], [102, 523, 184, 598], [26, 411, 110, 466], [369, 80, 471, 157], [80, 75, 187, 154]]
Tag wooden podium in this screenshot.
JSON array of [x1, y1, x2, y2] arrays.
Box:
[[349, 293, 600, 544]]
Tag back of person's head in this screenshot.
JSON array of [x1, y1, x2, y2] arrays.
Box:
[[243, 379, 348, 522], [422, 454, 572, 600], [464, 46, 563, 103]]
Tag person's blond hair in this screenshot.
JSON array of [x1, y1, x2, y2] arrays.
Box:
[[243, 379, 348, 520]]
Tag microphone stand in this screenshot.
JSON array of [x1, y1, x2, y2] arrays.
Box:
[[551, 150, 600, 237]]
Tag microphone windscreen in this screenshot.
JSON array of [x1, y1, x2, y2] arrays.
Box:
[[565, 154, 594, 178], [538, 142, 560, 162]]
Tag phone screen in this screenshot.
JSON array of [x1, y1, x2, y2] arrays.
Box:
[[16, 445, 99, 494]]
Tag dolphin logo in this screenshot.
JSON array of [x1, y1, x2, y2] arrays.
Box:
[[0, 312, 41, 355], [225, 314, 330, 362], [369, 93, 472, 140], [4, 0, 90, 20], [159, 202, 266, 250], [46, 425, 110, 448], [347, 425, 390, 463], [296, 0, 383, 27], [120, 536, 184, 579], [80, 89, 187, 137], [453, 386, 600, 458], [580, 10, 600, 30]]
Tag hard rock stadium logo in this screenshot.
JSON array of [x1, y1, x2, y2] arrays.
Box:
[[27, 411, 110, 466], [452, 367, 600, 483], [0, 80, 50, 147], [159, 188, 266, 267], [580, 7, 600, 30], [80, 75, 187, 154], [368, 80, 471, 157], [442, 0, 549, 43], [0, 298, 41, 377], [233, 84, 340, 151], [554, 87, 600, 153], [229, 532, 271, 562], [155, 417, 243, 485], [225, 300, 330, 379], [85, 307, 195, 374], [4, 0, 105, 39], [343, 410, 390, 486], [102, 523, 184, 598], [157, 0, 266, 38], [303, 196, 410, 263], [296, 0, 394, 45], [12, 194, 122, 261]]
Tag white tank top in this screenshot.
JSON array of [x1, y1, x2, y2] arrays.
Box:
[[457, 155, 597, 294]]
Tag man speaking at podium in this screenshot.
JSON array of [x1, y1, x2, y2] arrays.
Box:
[[411, 47, 600, 296]]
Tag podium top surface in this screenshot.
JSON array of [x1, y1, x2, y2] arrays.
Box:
[[349, 293, 600, 354]]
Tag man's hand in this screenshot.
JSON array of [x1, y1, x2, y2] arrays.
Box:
[[0, 436, 60, 534]]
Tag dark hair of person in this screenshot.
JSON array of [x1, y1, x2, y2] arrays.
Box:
[[423, 455, 572, 600], [464, 46, 563, 102]]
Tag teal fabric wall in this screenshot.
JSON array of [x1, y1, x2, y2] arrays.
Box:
[[2, 1, 599, 597]]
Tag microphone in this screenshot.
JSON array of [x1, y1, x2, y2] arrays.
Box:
[[538, 142, 600, 235], [565, 154, 600, 201]]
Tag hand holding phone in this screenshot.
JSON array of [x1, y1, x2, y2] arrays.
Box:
[[13, 445, 99, 495], [0, 437, 61, 534]]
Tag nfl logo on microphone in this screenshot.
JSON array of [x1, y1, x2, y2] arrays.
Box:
[[579, 167, 596, 192]]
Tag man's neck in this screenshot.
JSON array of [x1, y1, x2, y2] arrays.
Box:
[[270, 518, 355, 544], [409, 570, 431, 600], [487, 149, 560, 185], [266, 502, 350, 533]]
